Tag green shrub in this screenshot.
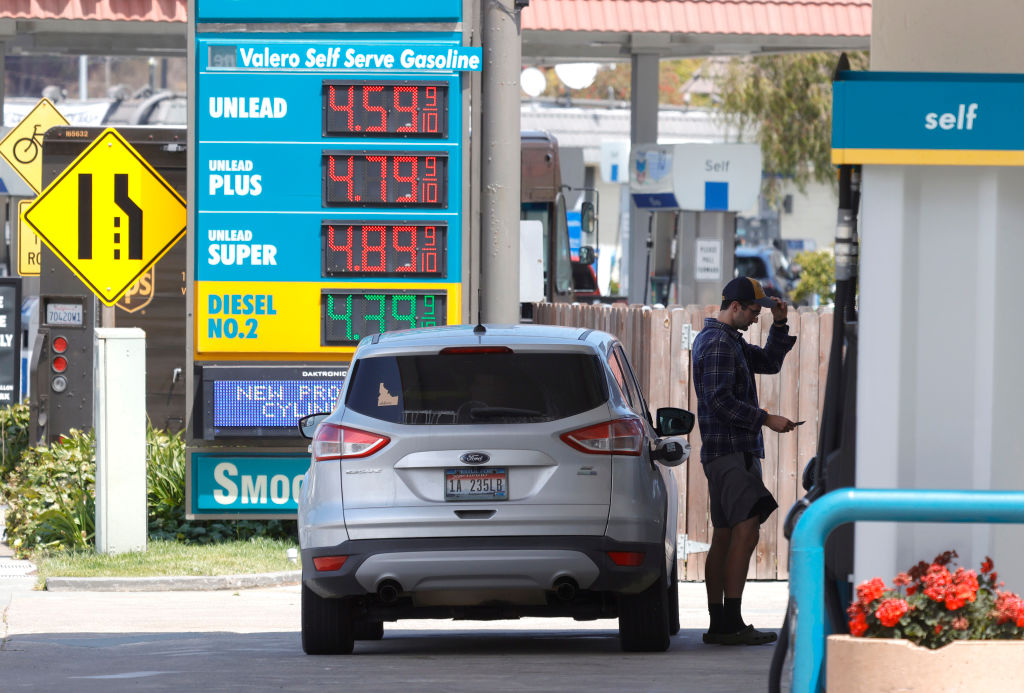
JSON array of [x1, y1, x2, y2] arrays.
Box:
[[0, 403, 31, 485], [2, 429, 96, 554], [792, 248, 836, 305], [2, 419, 296, 556]]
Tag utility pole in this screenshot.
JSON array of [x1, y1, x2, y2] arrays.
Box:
[[479, 0, 523, 323]]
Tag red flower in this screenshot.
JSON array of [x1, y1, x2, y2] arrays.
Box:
[[875, 598, 910, 628], [849, 609, 868, 637], [942, 568, 979, 611], [981, 557, 994, 574], [857, 577, 887, 606], [892, 572, 912, 587], [952, 617, 969, 630], [934, 624, 943, 635], [923, 565, 952, 602], [994, 591, 1023, 625]]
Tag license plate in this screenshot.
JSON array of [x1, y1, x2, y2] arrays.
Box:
[[444, 467, 508, 501]]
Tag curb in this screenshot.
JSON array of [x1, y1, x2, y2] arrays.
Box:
[[45, 570, 301, 592]]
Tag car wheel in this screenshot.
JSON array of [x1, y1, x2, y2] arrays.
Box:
[[301, 582, 355, 655], [354, 619, 384, 641], [618, 566, 671, 652], [668, 553, 680, 636]]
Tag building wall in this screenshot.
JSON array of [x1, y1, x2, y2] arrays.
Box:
[[856, 0, 1024, 589]]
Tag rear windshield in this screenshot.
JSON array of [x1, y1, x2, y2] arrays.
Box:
[[345, 352, 608, 424]]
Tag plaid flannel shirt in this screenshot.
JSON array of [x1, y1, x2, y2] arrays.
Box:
[[692, 317, 797, 463]]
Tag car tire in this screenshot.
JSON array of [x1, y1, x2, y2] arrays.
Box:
[[354, 619, 384, 641], [301, 582, 355, 655], [618, 567, 671, 652], [668, 554, 680, 636]]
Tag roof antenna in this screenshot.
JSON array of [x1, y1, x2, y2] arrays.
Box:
[[474, 288, 486, 334]]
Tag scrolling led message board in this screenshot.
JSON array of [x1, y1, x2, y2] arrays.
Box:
[[194, 37, 479, 360]]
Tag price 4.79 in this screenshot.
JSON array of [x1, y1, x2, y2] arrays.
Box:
[[321, 289, 446, 345]]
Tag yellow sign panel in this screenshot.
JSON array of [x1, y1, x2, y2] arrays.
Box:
[[22, 129, 186, 306], [0, 98, 69, 194], [17, 199, 40, 277], [196, 281, 463, 360]]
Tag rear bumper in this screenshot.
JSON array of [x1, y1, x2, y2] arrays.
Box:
[[302, 535, 663, 600]]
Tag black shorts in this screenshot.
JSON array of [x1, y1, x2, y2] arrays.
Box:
[[702, 451, 778, 529]]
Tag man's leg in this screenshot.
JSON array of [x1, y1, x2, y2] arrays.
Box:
[[718, 514, 775, 644], [704, 527, 731, 637]]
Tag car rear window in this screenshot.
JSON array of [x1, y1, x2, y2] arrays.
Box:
[[345, 351, 608, 424]]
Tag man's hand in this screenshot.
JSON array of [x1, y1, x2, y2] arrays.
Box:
[[765, 413, 798, 433], [769, 296, 788, 323]]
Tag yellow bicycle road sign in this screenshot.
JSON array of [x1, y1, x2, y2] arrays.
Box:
[[0, 98, 69, 194], [22, 128, 186, 305]]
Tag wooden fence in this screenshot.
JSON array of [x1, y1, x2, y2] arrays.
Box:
[[532, 302, 834, 581]]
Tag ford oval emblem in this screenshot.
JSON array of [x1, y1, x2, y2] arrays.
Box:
[[460, 452, 490, 465]]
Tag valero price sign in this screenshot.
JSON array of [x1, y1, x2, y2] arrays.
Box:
[[194, 36, 480, 360]]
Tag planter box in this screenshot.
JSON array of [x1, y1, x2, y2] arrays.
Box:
[[827, 635, 1024, 693]]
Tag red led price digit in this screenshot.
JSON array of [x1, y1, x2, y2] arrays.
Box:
[[392, 156, 419, 203], [328, 85, 355, 131], [392, 225, 417, 273], [422, 86, 439, 134], [362, 86, 386, 133], [422, 156, 438, 204], [365, 155, 388, 203], [362, 226, 387, 272], [422, 225, 437, 273], [328, 155, 356, 203], [327, 225, 355, 271], [394, 86, 419, 133]]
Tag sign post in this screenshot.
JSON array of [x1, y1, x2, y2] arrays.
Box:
[[186, 0, 480, 518]]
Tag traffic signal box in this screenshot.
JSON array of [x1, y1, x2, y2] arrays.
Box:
[[186, 1, 481, 517]]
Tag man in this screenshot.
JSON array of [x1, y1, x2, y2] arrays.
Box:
[[692, 276, 798, 646]]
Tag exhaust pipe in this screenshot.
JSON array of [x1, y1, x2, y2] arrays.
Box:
[[376, 579, 402, 605], [553, 576, 578, 602]]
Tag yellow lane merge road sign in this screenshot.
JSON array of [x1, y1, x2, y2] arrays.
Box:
[[17, 199, 40, 277], [0, 98, 69, 194], [22, 128, 186, 305]]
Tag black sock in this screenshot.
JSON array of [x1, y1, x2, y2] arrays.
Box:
[[724, 597, 745, 633], [708, 602, 724, 633]]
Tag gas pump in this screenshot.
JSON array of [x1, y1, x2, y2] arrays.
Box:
[[629, 142, 762, 306], [769, 55, 861, 693]]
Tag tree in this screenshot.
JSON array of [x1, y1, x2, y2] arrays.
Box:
[[791, 249, 835, 305], [713, 52, 868, 201]]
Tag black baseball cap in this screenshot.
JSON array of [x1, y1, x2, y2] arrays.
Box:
[[722, 276, 775, 308]]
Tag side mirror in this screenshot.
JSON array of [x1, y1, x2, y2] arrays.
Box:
[[298, 412, 331, 439], [656, 407, 695, 436], [580, 201, 596, 234], [577, 245, 595, 265]]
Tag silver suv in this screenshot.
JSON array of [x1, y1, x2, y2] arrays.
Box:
[[297, 324, 694, 654]]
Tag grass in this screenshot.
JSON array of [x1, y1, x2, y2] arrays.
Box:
[[30, 538, 300, 580]]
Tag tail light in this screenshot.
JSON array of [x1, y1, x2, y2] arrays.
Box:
[[312, 423, 389, 462], [607, 551, 646, 567], [560, 418, 645, 456]]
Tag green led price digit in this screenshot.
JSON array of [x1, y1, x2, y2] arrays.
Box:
[[327, 294, 358, 340], [391, 295, 417, 330], [364, 294, 386, 335]]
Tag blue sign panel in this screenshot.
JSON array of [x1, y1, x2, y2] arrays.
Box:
[[196, 0, 462, 23], [833, 71, 1024, 166], [192, 453, 310, 514]]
